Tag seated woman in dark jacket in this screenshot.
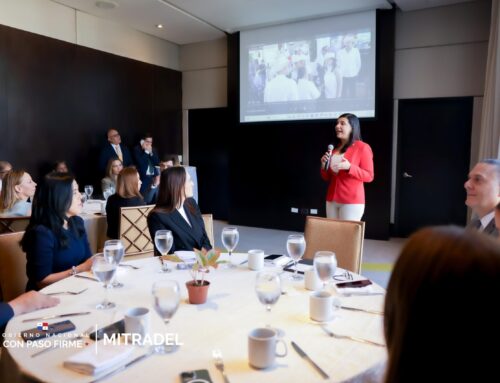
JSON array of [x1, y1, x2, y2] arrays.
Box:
[[106, 167, 145, 239], [147, 166, 211, 254], [21, 173, 93, 291]]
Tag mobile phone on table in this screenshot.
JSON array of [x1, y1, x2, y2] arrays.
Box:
[[21, 320, 76, 342], [180, 369, 213, 383], [336, 279, 372, 288], [264, 254, 290, 267], [89, 319, 125, 341]]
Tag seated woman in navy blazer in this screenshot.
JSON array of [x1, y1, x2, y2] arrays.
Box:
[[147, 166, 211, 254], [21, 173, 93, 291], [106, 167, 145, 239]]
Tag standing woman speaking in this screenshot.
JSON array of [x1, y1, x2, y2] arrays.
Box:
[[320, 113, 374, 221]]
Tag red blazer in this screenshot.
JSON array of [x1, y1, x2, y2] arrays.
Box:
[[320, 140, 374, 204]]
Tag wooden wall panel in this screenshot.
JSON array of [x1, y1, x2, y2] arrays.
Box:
[[0, 24, 182, 190]]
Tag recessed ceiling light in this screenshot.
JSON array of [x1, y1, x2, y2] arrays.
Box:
[[95, 1, 117, 10], [156, 24, 164, 29]]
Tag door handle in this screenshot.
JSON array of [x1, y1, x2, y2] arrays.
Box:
[[403, 172, 413, 178]]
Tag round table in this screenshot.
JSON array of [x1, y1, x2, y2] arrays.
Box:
[[4, 254, 387, 382]]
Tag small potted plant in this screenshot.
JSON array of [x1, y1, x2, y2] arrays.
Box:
[[164, 248, 226, 304]]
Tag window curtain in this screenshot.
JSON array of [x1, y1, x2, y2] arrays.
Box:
[[479, 0, 500, 159]]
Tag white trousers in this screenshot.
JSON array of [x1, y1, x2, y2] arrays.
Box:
[[326, 201, 365, 221]]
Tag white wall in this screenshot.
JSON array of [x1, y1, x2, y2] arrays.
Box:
[[391, 0, 491, 222], [0, 0, 179, 70]]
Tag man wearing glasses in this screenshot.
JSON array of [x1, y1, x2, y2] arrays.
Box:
[[99, 129, 133, 174]]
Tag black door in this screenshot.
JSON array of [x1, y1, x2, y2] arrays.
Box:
[[395, 97, 472, 237], [188, 108, 229, 220]]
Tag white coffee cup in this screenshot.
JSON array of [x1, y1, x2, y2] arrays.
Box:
[[100, 201, 107, 215], [309, 291, 340, 322], [248, 249, 265, 271], [248, 328, 287, 369], [124, 307, 150, 345], [304, 268, 321, 291]]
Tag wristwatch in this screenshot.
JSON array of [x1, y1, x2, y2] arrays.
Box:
[[71, 266, 77, 276]]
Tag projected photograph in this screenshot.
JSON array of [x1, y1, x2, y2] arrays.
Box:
[[240, 12, 376, 122], [244, 32, 373, 121]]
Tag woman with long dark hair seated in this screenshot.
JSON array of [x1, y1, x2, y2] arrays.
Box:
[[147, 166, 211, 254], [105, 167, 145, 239], [21, 173, 93, 291]]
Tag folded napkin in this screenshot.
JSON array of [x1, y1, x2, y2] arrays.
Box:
[[174, 251, 196, 262], [335, 284, 376, 296], [63, 341, 134, 376]]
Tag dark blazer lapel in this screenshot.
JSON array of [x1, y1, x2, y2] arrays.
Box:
[[169, 209, 200, 245], [483, 218, 499, 237], [184, 205, 203, 245]]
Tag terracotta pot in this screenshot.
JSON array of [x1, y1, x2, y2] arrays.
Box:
[[186, 280, 210, 304]]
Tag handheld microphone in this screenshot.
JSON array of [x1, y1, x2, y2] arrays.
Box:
[[324, 144, 334, 170]]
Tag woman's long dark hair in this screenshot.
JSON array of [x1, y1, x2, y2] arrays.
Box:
[[153, 166, 194, 214], [332, 112, 362, 154], [21, 172, 85, 251]]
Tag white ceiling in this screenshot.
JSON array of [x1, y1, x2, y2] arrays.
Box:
[[51, 0, 477, 45]]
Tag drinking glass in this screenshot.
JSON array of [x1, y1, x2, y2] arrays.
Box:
[[155, 230, 173, 273], [286, 234, 306, 281], [314, 251, 337, 290], [221, 227, 239, 268], [255, 271, 283, 335], [103, 240, 125, 288], [103, 188, 113, 201], [92, 254, 117, 309], [84, 185, 93, 200], [152, 280, 180, 353]]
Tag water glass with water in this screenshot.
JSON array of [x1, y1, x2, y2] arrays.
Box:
[[84, 185, 93, 200], [313, 251, 337, 290], [92, 254, 117, 309], [155, 230, 173, 273], [152, 280, 180, 353], [221, 227, 239, 268], [286, 234, 306, 281], [104, 240, 125, 288]]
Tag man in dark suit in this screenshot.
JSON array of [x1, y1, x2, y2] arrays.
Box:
[[99, 129, 133, 174], [133, 133, 160, 195], [1, 291, 59, 327], [465, 159, 500, 238]]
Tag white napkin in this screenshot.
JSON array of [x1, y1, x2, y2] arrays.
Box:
[[63, 341, 134, 376], [337, 285, 375, 295], [174, 251, 196, 262]]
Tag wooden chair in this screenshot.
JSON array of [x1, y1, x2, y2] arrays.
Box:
[[202, 214, 215, 248], [119, 205, 155, 257], [303, 216, 365, 273], [0, 216, 30, 234], [0, 232, 27, 302]]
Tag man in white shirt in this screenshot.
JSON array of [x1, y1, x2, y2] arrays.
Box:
[[464, 159, 500, 237], [99, 128, 133, 174], [337, 34, 361, 99], [264, 56, 298, 103]]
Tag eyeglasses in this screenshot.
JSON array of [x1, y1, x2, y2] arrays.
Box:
[[109, 133, 120, 138]]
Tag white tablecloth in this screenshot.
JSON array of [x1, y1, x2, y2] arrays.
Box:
[[81, 201, 107, 253], [4, 254, 387, 383]]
